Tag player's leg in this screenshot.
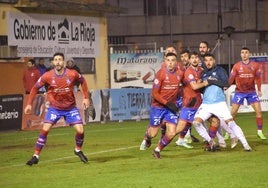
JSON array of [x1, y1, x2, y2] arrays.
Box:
[[140, 107, 162, 150], [250, 101, 266, 139], [215, 102, 252, 151], [26, 107, 61, 166], [175, 121, 193, 148], [66, 107, 88, 163], [26, 122, 53, 166], [153, 112, 178, 159], [219, 118, 238, 148], [208, 116, 225, 148], [175, 107, 195, 148], [226, 93, 243, 140], [73, 123, 88, 163], [153, 122, 177, 159], [140, 125, 160, 150]]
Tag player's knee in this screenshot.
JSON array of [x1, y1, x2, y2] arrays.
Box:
[[192, 121, 202, 128]]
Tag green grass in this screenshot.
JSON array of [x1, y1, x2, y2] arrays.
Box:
[[1, 112, 268, 188]]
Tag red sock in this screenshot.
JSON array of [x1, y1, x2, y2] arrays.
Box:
[[209, 125, 218, 139], [256, 117, 263, 130]]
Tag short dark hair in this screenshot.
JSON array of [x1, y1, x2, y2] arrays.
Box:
[[241, 47, 250, 51], [53, 52, 64, 60], [189, 51, 199, 57], [200, 41, 209, 48], [203, 53, 215, 59], [180, 49, 190, 55], [29, 59, 35, 65], [165, 52, 177, 58]]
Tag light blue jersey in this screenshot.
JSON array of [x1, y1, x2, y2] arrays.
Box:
[[201, 66, 229, 104], [202, 84, 225, 104]]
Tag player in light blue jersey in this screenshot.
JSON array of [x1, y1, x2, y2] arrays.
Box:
[[192, 53, 252, 151]]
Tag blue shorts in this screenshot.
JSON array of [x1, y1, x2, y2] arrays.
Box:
[[44, 107, 83, 125], [179, 107, 197, 123], [149, 107, 178, 126], [232, 91, 260, 105]]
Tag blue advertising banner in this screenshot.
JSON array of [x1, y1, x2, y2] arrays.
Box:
[[109, 88, 151, 121]]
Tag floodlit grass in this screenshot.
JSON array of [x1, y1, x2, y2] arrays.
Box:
[[1, 112, 268, 188]]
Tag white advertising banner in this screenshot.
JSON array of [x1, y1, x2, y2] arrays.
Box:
[[226, 84, 268, 112], [8, 12, 100, 58], [110, 52, 163, 88]]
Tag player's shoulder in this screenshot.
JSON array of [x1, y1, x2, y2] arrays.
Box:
[[66, 68, 79, 75]]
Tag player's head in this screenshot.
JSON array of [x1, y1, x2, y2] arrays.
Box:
[[165, 52, 178, 71], [52, 52, 65, 72], [189, 51, 200, 67], [53, 52, 64, 60], [199, 41, 210, 56], [240, 47, 250, 61], [164, 45, 177, 56], [180, 49, 190, 66], [203, 53, 215, 69]]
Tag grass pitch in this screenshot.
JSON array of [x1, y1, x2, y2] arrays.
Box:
[[1, 112, 268, 188]]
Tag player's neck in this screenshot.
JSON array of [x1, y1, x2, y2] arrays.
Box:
[[55, 68, 65, 75], [242, 60, 249, 64]]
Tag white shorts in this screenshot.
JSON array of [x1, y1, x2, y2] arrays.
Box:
[[194, 102, 233, 122]]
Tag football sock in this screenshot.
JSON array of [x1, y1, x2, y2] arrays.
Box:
[[75, 133, 84, 150], [34, 130, 49, 155], [158, 135, 172, 151], [228, 121, 248, 145], [256, 117, 263, 130], [193, 121, 211, 142], [209, 125, 218, 139]]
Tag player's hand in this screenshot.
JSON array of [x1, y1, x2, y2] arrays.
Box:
[[165, 101, 178, 114], [24, 105, 32, 114], [83, 98, 90, 109]]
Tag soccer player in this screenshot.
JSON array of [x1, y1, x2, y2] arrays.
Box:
[[192, 53, 252, 151], [139, 52, 184, 159], [199, 41, 210, 68], [229, 47, 266, 140], [198, 41, 226, 147], [25, 52, 90, 166], [174, 52, 204, 148]]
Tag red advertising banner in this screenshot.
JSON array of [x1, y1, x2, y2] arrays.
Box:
[[22, 92, 85, 130]]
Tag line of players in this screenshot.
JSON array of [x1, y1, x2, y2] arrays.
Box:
[[140, 41, 266, 159]]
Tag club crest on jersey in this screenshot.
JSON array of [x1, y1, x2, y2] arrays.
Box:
[[66, 78, 71, 85], [154, 79, 159, 85], [188, 74, 194, 80]]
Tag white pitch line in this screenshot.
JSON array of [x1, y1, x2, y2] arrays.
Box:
[[0, 145, 139, 169]]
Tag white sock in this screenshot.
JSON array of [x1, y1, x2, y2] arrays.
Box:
[[75, 148, 81, 152], [178, 137, 184, 143], [33, 154, 39, 158], [216, 132, 225, 144], [193, 121, 211, 142], [228, 121, 248, 145]]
